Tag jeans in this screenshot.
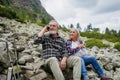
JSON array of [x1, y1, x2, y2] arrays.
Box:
[[81, 55, 104, 77]]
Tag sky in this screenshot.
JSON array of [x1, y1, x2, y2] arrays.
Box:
[[40, 0, 120, 32]]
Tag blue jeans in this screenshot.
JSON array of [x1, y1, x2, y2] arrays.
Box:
[[81, 55, 104, 77]]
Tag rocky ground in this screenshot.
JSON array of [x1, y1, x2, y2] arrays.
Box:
[[0, 17, 120, 80]]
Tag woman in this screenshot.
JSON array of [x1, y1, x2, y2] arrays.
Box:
[[66, 28, 109, 80]]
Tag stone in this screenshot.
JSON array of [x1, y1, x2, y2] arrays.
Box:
[[31, 51, 41, 57], [0, 74, 6, 80], [19, 55, 34, 64], [0, 16, 120, 80], [22, 49, 32, 54]]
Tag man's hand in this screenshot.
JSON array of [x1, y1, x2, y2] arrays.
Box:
[[60, 56, 67, 70], [38, 26, 49, 37]]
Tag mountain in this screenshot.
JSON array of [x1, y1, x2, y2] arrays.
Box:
[[0, 0, 54, 25]]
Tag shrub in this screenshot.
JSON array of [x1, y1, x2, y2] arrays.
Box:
[[0, 5, 49, 26], [80, 32, 120, 43], [85, 38, 110, 48], [114, 42, 120, 51], [0, 5, 17, 19]]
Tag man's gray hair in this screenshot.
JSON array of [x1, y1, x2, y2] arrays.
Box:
[[49, 20, 59, 27]]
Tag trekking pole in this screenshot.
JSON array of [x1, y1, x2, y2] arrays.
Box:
[[5, 41, 17, 80], [12, 39, 20, 80]]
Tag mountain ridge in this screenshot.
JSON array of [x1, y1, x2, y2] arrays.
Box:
[[0, 0, 54, 25]]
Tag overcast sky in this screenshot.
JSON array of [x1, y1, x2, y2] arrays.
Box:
[[41, 0, 120, 32]]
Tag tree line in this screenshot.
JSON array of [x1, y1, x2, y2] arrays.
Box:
[[60, 23, 120, 43]]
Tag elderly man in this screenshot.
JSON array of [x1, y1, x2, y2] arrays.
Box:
[[34, 20, 81, 80]]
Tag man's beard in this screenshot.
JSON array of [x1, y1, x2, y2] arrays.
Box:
[[49, 30, 58, 34]]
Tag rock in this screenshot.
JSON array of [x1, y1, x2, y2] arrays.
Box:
[[112, 59, 120, 67], [0, 66, 4, 72], [0, 27, 3, 32], [22, 49, 32, 54], [0, 74, 6, 80], [31, 51, 41, 57], [19, 55, 34, 64], [22, 57, 46, 80], [105, 70, 114, 79], [103, 63, 113, 71], [0, 16, 120, 80], [25, 69, 47, 80], [91, 46, 99, 54], [0, 41, 6, 51], [19, 58, 26, 64], [16, 46, 25, 52]]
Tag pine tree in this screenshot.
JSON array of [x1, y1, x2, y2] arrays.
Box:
[[118, 30, 120, 37], [76, 23, 81, 32], [105, 27, 111, 35], [70, 24, 74, 29], [86, 23, 92, 32]]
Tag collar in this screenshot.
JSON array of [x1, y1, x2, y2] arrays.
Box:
[[50, 33, 60, 38]]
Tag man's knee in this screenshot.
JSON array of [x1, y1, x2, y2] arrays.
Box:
[[47, 57, 59, 65], [73, 56, 81, 63], [69, 56, 81, 65], [49, 57, 58, 61]]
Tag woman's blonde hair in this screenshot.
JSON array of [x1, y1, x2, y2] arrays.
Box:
[[70, 28, 80, 40]]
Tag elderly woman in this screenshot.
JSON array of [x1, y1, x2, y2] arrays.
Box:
[[66, 28, 109, 80]]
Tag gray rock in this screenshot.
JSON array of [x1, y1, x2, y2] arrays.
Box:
[[0, 74, 6, 80], [0, 27, 3, 32], [91, 46, 99, 53], [0, 16, 120, 80], [22, 57, 46, 80], [19, 55, 34, 64], [25, 69, 47, 80], [22, 49, 32, 54], [31, 51, 41, 57]]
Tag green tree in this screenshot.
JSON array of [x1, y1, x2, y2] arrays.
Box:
[[114, 42, 120, 51], [92, 28, 100, 33], [62, 24, 65, 27], [110, 29, 117, 36], [86, 23, 92, 32], [41, 17, 46, 24], [105, 27, 111, 35], [70, 24, 74, 29], [76, 23, 81, 32], [117, 30, 120, 37]]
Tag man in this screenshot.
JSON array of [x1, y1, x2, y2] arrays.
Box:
[[34, 20, 81, 80]]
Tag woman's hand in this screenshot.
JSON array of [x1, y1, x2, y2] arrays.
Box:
[[77, 44, 84, 49]]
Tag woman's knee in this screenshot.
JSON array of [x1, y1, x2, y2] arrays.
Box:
[[90, 56, 96, 61]]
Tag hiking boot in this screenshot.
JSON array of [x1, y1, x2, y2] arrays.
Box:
[[101, 77, 110, 80], [84, 76, 89, 80]]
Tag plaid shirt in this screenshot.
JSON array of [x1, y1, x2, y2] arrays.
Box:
[[34, 34, 68, 60], [66, 39, 83, 56]]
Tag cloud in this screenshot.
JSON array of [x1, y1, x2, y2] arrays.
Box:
[[68, 0, 98, 8], [40, 0, 120, 32], [94, 0, 120, 14], [41, 0, 76, 20]]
